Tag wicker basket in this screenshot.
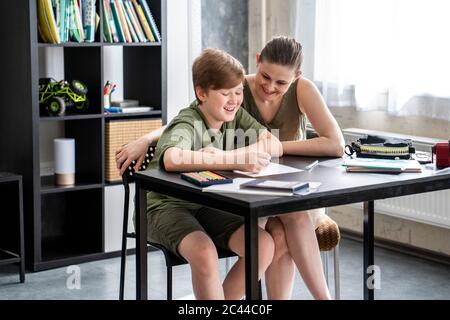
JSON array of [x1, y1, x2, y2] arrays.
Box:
[[105, 118, 162, 182]]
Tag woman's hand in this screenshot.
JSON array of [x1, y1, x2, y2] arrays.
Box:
[[115, 137, 150, 176]]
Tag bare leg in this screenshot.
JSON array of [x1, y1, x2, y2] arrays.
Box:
[[265, 217, 296, 299], [278, 211, 331, 300], [178, 231, 224, 300], [222, 221, 274, 300]]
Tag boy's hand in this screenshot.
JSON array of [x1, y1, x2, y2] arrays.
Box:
[[115, 137, 150, 176], [236, 150, 271, 173]]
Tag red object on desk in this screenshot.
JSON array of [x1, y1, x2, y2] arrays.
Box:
[[432, 141, 450, 168]]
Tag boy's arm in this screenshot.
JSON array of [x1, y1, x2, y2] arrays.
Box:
[[233, 129, 283, 158], [163, 147, 271, 173]]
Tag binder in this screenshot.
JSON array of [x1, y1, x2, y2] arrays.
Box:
[[139, 0, 161, 42], [132, 0, 155, 42]]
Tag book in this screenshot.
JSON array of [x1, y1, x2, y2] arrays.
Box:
[[82, 0, 96, 42], [139, 0, 161, 42], [121, 107, 153, 113], [240, 180, 309, 193], [343, 158, 422, 173], [132, 0, 155, 41], [111, 99, 139, 108], [234, 162, 302, 178], [110, 0, 126, 42], [181, 171, 232, 188]]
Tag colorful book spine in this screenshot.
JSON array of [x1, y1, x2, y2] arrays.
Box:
[[118, 0, 138, 42], [72, 0, 85, 41], [102, 0, 113, 42], [38, 0, 61, 43], [114, 0, 131, 42], [82, 0, 96, 42], [138, 0, 160, 42], [132, 0, 154, 42], [104, 0, 119, 42], [125, 0, 146, 42], [110, 0, 125, 42]]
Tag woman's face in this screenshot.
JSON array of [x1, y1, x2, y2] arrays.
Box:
[[255, 58, 298, 102]]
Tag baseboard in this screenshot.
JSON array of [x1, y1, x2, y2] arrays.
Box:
[[341, 228, 450, 266]]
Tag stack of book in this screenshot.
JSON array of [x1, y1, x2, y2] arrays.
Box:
[[105, 99, 154, 113], [343, 158, 422, 173], [38, 0, 98, 43]]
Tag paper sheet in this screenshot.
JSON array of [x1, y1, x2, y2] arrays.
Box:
[[234, 162, 302, 178], [203, 178, 321, 197]]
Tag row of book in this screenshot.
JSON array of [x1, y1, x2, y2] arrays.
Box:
[[37, 0, 160, 44], [103, 0, 161, 43], [38, 0, 98, 43]]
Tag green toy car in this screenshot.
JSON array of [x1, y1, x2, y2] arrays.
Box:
[[39, 78, 88, 116]]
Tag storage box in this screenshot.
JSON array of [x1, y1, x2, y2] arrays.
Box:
[[105, 119, 162, 182]]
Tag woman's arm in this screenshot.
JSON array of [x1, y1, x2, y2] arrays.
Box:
[[116, 125, 166, 175], [282, 77, 345, 157]]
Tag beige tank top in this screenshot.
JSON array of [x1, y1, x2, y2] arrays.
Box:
[[242, 78, 307, 141]]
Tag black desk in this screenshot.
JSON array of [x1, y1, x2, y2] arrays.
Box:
[[0, 172, 25, 283], [134, 157, 450, 300]]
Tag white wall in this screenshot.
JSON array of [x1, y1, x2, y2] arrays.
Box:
[[166, 0, 201, 122]]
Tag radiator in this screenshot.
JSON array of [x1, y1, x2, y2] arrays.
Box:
[[342, 128, 450, 229]]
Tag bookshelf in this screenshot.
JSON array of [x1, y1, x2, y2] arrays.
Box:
[[0, 0, 166, 271]]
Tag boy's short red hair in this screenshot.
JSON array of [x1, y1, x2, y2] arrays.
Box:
[[192, 48, 245, 102]]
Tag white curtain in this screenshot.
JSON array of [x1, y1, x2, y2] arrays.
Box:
[[313, 0, 450, 121]]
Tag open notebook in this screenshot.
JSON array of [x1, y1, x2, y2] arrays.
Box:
[[343, 158, 422, 173]]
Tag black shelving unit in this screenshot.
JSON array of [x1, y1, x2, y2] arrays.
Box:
[[0, 0, 166, 271]]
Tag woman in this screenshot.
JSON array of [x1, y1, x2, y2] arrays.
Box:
[[242, 36, 344, 300], [116, 36, 345, 300]]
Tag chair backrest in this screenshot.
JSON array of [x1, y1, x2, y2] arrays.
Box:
[[122, 146, 156, 185]]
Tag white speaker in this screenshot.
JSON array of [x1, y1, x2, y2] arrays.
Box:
[[54, 138, 75, 186]]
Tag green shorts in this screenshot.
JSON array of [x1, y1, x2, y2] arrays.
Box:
[[147, 206, 244, 259]]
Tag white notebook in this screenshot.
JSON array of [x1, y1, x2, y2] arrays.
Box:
[[234, 162, 302, 178]]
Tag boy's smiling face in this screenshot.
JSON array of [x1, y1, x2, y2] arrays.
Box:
[[196, 83, 244, 129]]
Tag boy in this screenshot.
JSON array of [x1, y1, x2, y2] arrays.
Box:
[[145, 48, 283, 299]]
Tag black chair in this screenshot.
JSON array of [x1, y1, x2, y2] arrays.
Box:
[[119, 146, 254, 300]]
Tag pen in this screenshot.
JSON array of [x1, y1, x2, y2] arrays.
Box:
[[305, 160, 319, 170]]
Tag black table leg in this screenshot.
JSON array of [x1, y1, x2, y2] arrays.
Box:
[[363, 200, 374, 300], [245, 211, 259, 300], [135, 180, 148, 300], [18, 179, 25, 283]]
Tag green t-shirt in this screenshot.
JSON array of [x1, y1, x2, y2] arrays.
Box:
[[146, 100, 266, 213]]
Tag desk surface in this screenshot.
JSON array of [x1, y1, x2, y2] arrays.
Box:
[[136, 156, 450, 217]]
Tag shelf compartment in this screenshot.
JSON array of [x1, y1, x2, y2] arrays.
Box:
[[122, 46, 162, 114], [64, 47, 102, 114], [40, 118, 103, 188], [40, 188, 103, 263], [40, 176, 103, 194]]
